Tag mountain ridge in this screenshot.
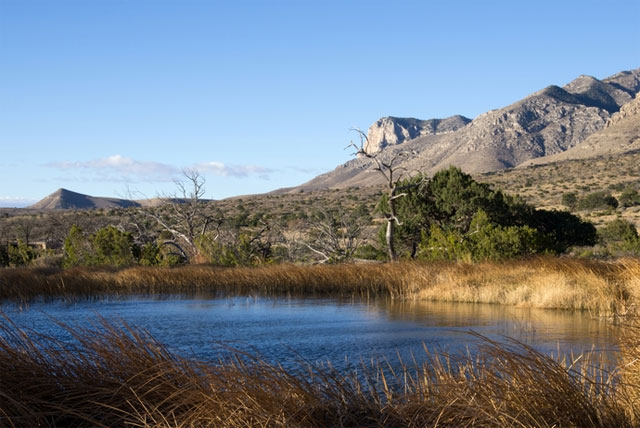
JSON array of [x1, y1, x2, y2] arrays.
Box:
[[283, 67, 640, 192], [26, 67, 640, 206], [520, 92, 640, 167]]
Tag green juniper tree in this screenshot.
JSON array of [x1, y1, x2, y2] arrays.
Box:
[[387, 167, 596, 261], [62, 225, 92, 268], [91, 226, 135, 267]]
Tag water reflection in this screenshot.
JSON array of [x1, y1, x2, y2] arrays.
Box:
[[1, 297, 619, 372], [372, 300, 616, 351]]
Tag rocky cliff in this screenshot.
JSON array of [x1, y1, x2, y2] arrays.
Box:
[[520, 92, 640, 166], [607, 91, 640, 126], [288, 67, 640, 191], [364, 115, 470, 153]]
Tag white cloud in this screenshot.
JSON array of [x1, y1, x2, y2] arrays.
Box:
[[45, 155, 276, 182], [45, 155, 179, 181], [287, 166, 325, 174], [196, 161, 276, 179], [0, 197, 36, 208]]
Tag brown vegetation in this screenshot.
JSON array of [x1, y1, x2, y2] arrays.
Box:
[[2, 257, 640, 426], [2, 257, 640, 316], [0, 315, 638, 427]]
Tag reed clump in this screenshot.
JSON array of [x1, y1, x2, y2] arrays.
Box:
[[0, 317, 636, 428], [1, 257, 640, 315], [411, 257, 638, 314], [618, 315, 640, 423], [0, 263, 411, 302]]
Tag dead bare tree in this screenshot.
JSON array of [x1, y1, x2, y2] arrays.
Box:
[[145, 169, 222, 262], [300, 207, 365, 264], [42, 212, 68, 247], [264, 217, 306, 263], [0, 221, 10, 248], [348, 129, 413, 262], [11, 216, 38, 245]]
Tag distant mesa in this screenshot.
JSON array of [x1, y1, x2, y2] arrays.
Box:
[[29, 188, 141, 210], [28, 188, 204, 210]]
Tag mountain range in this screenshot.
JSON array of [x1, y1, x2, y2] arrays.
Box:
[[285, 67, 640, 192], [28, 67, 640, 209]]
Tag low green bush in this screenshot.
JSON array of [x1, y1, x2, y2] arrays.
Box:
[[419, 210, 545, 262], [598, 219, 640, 256], [63, 225, 135, 268], [618, 188, 640, 208], [7, 241, 37, 267], [577, 191, 618, 210]]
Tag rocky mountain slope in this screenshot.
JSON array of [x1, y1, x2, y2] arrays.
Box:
[[289, 68, 640, 191], [364, 115, 471, 153], [520, 92, 640, 166], [29, 188, 141, 210]]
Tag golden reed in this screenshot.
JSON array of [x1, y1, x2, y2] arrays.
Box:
[[1, 257, 640, 426], [1, 257, 639, 315], [0, 317, 636, 427]]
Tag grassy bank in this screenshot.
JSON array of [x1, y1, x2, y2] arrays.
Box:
[[1, 257, 640, 315], [0, 317, 638, 427], [2, 259, 640, 426]]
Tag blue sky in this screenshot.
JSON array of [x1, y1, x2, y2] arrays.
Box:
[[1, 0, 638, 206]]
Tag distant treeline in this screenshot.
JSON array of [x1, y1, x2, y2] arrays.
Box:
[[1, 167, 639, 269]]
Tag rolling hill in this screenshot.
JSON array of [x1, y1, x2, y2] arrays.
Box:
[[29, 188, 142, 210]]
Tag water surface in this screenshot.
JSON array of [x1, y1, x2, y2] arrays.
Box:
[[2, 297, 618, 371]]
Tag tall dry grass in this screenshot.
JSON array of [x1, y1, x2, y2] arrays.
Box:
[[1, 257, 640, 315], [410, 257, 639, 315], [618, 315, 640, 423], [0, 317, 636, 427]]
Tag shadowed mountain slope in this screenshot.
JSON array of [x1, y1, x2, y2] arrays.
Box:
[[521, 92, 640, 167], [29, 188, 141, 210]]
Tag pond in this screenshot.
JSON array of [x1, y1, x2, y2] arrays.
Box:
[[1, 296, 619, 372]]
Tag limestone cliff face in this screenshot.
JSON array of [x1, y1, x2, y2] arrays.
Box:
[[607, 92, 640, 127], [364, 115, 470, 154], [287, 67, 640, 192]]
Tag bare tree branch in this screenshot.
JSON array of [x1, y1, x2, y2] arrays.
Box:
[[142, 169, 222, 262], [298, 207, 365, 264], [348, 128, 413, 261]]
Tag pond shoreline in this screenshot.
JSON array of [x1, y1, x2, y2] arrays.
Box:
[[1, 257, 639, 316], [2, 258, 640, 426], [0, 310, 638, 427]]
